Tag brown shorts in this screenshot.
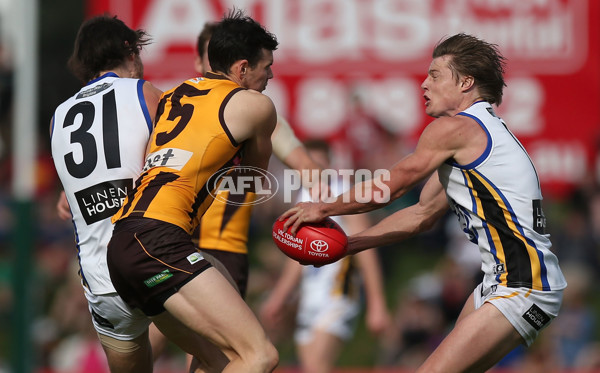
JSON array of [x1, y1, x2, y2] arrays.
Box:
[[107, 218, 211, 316], [199, 248, 249, 298]]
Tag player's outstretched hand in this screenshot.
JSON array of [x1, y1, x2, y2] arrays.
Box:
[[56, 191, 72, 221], [279, 201, 326, 235]]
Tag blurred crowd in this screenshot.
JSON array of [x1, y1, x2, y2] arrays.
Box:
[[0, 73, 599, 373]]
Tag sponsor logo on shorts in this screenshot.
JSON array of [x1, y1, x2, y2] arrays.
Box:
[[480, 284, 498, 297], [187, 252, 203, 265], [144, 269, 173, 288], [522, 303, 551, 331]]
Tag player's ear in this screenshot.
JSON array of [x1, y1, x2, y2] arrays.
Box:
[[235, 60, 249, 79], [194, 56, 203, 74], [460, 75, 474, 91]]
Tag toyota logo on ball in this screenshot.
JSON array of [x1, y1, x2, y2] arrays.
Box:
[[310, 240, 329, 253]]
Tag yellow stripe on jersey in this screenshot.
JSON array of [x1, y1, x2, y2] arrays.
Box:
[[464, 169, 544, 290], [463, 170, 508, 286]]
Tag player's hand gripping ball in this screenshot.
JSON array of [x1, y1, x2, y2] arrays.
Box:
[[272, 217, 348, 265]]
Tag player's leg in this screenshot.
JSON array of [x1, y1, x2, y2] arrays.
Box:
[[98, 331, 153, 373], [455, 291, 476, 323], [148, 322, 170, 360], [85, 289, 154, 373], [416, 300, 523, 373], [152, 311, 229, 373], [180, 250, 240, 372], [148, 251, 239, 371], [297, 330, 344, 373], [158, 266, 278, 372], [200, 250, 240, 293]]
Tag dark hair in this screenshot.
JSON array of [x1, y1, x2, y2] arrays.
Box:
[[433, 33, 507, 105], [68, 15, 151, 83], [196, 22, 217, 58], [208, 9, 278, 74]]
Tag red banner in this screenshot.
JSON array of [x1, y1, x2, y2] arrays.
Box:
[[87, 0, 600, 199]]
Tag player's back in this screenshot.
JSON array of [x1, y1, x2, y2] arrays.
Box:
[[113, 74, 244, 235], [51, 73, 153, 294]]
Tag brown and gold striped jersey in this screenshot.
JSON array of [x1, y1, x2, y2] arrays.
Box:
[[112, 73, 245, 234]]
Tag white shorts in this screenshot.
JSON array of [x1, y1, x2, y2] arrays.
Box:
[[84, 286, 151, 340], [294, 295, 360, 345], [474, 283, 563, 346]]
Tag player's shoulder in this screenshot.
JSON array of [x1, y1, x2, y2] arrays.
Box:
[[427, 112, 480, 135], [229, 89, 276, 118], [142, 80, 163, 101], [235, 88, 273, 104], [417, 113, 485, 155]]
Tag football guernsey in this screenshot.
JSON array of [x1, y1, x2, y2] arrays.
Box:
[[196, 191, 256, 254], [51, 72, 153, 294], [438, 101, 566, 292], [112, 73, 244, 234]]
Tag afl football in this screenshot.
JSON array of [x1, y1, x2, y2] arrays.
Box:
[[272, 217, 348, 265]]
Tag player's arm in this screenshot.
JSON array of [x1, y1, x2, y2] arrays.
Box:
[[346, 174, 449, 255], [272, 115, 323, 170], [49, 117, 72, 221], [271, 115, 301, 164], [142, 81, 163, 123], [272, 115, 327, 199], [141, 81, 163, 154], [282, 115, 465, 234], [259, 257, 303, 329], [56, 190, 72, 220], [226, 90, 277, 172]]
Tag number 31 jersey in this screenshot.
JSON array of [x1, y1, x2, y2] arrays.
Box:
[[112, 74, 244, 235], [51, 72, 153, 295]]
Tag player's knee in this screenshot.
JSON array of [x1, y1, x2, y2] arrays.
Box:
[[98, 332, 153, 372], [245, 339, 278, 372], [257, 341, 279, 372]]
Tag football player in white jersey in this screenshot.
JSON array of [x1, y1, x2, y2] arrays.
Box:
[[280, 33, 566, 373], [51, 15, 231, 373], [51, 15, 161, 372]]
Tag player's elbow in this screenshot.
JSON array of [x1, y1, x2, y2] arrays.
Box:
[[414, 207, 446, 233], [417, 217, 437, 233]]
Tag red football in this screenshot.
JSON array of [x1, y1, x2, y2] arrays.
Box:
[[272, 217, 348, 265]]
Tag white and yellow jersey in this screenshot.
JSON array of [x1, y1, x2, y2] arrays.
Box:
[[438, 101, 566, 292], [51, 73, 153, 294]]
